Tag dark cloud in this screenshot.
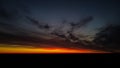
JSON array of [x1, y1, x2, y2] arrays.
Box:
[[93, 24, 120, 52], [70, 16, 93, 30], [26, 16, 51, 31]]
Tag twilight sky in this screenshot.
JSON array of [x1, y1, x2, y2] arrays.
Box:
[[0, 0, 120, 40]]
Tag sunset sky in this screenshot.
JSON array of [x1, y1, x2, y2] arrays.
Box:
[[0, 0, 120, 53]]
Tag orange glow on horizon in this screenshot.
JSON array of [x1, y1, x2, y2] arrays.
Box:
[[0, 46, 109, 54]]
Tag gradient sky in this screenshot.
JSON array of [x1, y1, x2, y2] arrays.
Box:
[[0, 0, 120, 40]]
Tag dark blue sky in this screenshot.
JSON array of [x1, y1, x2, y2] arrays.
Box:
[[0, 0, 120, 40]]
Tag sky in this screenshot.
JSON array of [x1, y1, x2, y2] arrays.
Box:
[[0, 0, 120, 40]]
